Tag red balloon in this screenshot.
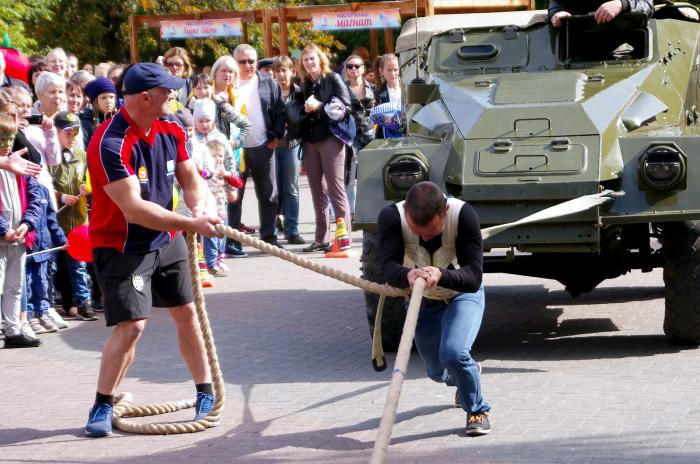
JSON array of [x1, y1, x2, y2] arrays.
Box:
[[67, 224, 93, 263]]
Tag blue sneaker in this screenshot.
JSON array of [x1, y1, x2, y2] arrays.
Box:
[[84, 403, 113, 437], [194, 392, 216, 422]]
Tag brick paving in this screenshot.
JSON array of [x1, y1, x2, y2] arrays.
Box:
[[1, 178, 699, 463]]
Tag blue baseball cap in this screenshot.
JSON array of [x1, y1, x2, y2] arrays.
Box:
[[122, 62, 185, 95]]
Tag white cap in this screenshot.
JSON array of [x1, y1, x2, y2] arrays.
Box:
[[193, 98, 216, 121]]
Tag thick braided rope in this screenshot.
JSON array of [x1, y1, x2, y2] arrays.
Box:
[[215, 224, 410, 298], [111, 233, 225, 434]]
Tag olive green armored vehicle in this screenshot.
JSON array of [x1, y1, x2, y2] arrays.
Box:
[[357, 4, 700, 349]]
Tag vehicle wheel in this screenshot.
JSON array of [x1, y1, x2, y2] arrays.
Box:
[[662, 221, 700, 345], [360, 229, 406, 352]]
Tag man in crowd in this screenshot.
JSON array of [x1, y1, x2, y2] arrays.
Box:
[[83, 63, 223, 437], [226, 44, 286, 252], [377, 181, 491, 436]]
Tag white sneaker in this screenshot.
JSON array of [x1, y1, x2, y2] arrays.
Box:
[[39, 314, 59, 333], [29, 318, 47, 334], [48, 308, 69, 329], [21, 321, 37, 338]]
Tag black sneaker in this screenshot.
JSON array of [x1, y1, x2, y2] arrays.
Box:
[[77, 304, 99, 321], [286, 235, 306, 245], [466, 412, 491, 436], [4, 332, 41, 348], [303, 242, 332, 253]]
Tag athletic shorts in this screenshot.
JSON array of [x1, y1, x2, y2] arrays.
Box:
[[92, 233, 194, 326]]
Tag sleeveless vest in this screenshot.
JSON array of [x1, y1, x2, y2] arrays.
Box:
[[397, 197, 464, 300]]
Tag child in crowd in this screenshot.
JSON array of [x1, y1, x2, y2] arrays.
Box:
[[80, 77, 117, 147], [26, 182, 68, 334], [193, 99, 247, 275], [0, 114, 42, 348], [192, 98, 249, 180], [202, 139, 236, 277], [187, 73, 215, 111], [51, 111, 98, 322]]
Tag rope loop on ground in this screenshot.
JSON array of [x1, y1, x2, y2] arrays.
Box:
[[111, 232, 225, 435]]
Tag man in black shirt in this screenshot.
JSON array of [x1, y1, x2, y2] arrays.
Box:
[[377, 181, 491, 436]]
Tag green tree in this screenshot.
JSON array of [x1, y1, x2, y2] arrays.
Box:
[[0, 0, 58, 54]]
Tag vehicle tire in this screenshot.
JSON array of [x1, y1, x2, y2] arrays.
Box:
[[662, 221, 700, 345], [360, 229, 406, 352]]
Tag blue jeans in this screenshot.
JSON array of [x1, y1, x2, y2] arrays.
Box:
[[203, 236, 222, 269], [413, 286, 490, 414], [67, 255, 91, 306], [26, 260, 50, 318], [275, 145, 301, 238]]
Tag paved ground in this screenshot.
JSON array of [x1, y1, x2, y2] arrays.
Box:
[[1, 178, 699, 464]]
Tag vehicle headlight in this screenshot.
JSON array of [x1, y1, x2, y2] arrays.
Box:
[[638, 144, 686, 191], [383, 153, 429, 199]]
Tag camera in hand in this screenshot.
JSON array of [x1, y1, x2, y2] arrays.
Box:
[[26, 114, 43, 125]]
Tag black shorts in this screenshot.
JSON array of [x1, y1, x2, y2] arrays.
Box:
[[93, 233, 194, 326]]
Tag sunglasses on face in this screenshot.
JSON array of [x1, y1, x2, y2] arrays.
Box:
[[237, 59, 255, 65], [166, 61, 184, 68], [346, 63, 363, 70]]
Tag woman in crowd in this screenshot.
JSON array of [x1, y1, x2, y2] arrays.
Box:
[[343, 54, 376, 218], [374, 54, 403, 139], [298, 44, 352, 253], [27, 61, 49, 101], [66, 79, 87, 114], [210, 55, 238, 109], [106, 64, 126, 86], [33, 72, 66, 119], [46, 48, 70, 79], [272, 55, 305, 245], [164, 47, 194, 107]]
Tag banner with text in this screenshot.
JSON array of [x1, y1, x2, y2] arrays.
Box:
[[311, 10, 401, 31], [160, 19, 243, 39]]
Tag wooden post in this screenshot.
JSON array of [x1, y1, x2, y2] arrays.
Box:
[[279, 7, 289, 57], [129, 15, 139, 63], [383, 28, 394, 54], [262, 8, 273, 57], [370, 29, 379, 61], [242, 22, 249, 45], [424, 0, 435, 16]]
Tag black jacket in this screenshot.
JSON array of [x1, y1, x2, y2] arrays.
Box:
[[346, 78, 376, 148], [548, 0, 654, 18], [300, 71, 351, 144], [244, 71, 286, 145], [281, 83, 303, 149], [12, 130, 42, 165]]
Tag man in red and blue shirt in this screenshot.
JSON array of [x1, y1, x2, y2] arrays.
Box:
[[84, 63, 223, 438]]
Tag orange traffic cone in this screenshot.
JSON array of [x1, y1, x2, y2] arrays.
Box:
[[198, 242, 214, 288], [325, 217, 351, 258]]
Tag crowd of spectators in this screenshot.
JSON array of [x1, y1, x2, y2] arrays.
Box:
[[0, 43, 405, 348]]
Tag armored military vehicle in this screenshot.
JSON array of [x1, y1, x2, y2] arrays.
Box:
[[357, 4, 700, 349]]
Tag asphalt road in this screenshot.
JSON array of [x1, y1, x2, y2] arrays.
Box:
[[1, 177, 698, 464]]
